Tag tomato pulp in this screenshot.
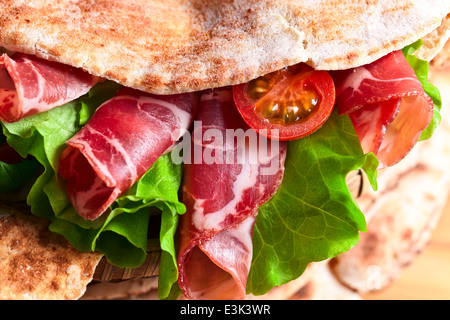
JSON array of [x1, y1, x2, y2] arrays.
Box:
[[232, 64, 336, 141]]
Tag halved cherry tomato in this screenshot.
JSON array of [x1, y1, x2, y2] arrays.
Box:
[[232, 64, 336, 141]]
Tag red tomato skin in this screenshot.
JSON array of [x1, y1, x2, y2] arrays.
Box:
[[232, 65, 336, 141]]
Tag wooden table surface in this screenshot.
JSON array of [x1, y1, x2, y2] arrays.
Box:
[[363, 194, 450, 300]]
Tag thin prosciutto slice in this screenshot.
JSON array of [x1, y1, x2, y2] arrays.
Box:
[[178, 88, 287, 300], [334, 50, 433, 168], [59, 88, 196, 220], [0, 53, 99, 122]]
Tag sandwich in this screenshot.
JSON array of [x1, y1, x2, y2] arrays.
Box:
[[0, 0, 449, 300]]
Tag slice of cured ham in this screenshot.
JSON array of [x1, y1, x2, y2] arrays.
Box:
[[59, 88, 196, 220], [334, 50, 433, 168], [0, 53, 99, 123], [178, 88, 287, 300]]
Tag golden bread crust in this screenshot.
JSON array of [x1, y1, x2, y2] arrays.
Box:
[[0, 0, 449, 94], [0, 205, 103, 300]]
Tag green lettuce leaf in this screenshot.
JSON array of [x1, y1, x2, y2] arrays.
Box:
[[402, 39, 443, 141], [247, 111, 378, 295], [1, 39, 437, 300], [246, 41, 440, 295], [1, 81, 185, 299], [0, 158, 40, 193]]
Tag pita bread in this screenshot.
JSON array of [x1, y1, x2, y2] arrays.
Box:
[[0, 205, 103, 300], [430, 39, 450, 68], [329, 67, 450, 295], [0, 0, 448, 94], [247, 262, 361, 300], [330, 163, 449, 294], [81, 66, 450, 300], [1, 0, 450, 301], [416, 14, 450, 62], [82, 260, 362, 300]]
